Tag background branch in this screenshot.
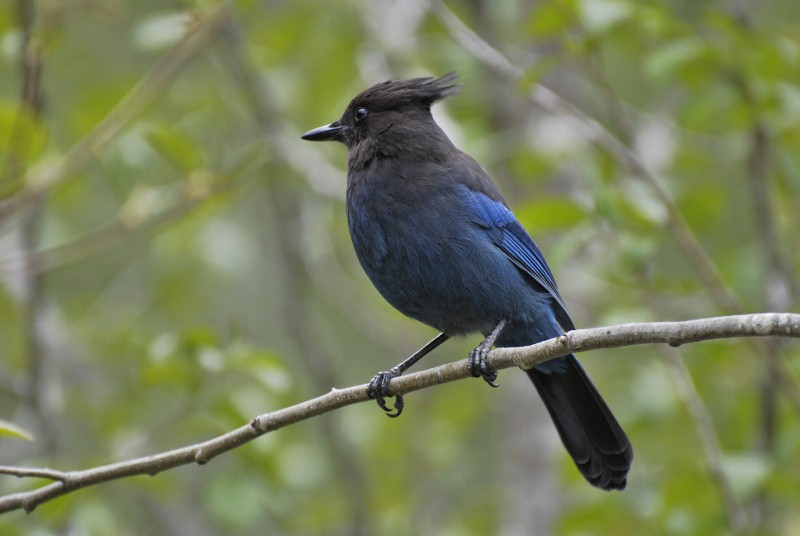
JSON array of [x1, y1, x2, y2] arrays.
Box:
[[0, 313, 796, 515], [0, 4, 231, 222], [661, 347, 751, 534]]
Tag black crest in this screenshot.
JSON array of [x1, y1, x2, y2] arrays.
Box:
[[349, 72, 462, 113]]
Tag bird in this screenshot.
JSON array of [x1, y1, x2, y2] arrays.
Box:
[[301, 73, 633, 490]]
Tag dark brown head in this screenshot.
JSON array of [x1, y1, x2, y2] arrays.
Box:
[[301, 73, 461, 151]]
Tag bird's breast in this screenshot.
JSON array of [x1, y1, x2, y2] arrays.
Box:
[[345, 180, 532, 335]]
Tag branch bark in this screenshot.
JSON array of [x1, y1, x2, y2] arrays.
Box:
[[0, 313, 797, 515]]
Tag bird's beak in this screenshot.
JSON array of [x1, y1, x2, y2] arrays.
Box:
[[301, 121, 344, 142]]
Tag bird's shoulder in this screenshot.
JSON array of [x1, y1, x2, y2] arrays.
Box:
[[442, 150, 506, 202]]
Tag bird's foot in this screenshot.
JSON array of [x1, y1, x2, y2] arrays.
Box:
[[468, 343, 499, 387], [366, 367, 404, 417], [467, 319, 507, 387]]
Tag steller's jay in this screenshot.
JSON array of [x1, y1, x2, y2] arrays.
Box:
[[301, 73, 632, 490]]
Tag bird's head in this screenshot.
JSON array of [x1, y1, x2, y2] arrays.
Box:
[[301, 73, 461, 150]]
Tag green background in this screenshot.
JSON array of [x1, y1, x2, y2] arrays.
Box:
[[1, 0, 799, 534]]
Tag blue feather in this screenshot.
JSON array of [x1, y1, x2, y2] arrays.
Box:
[[460, 187, 573, 331]]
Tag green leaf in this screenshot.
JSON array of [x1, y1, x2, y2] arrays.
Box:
[[577, 0, 632, 33], [0, 419, 34, 441], [722, 453, 771, 497], [133, 12, 191, 51], [644, 37, 706, 82], [527, 1, 578, 38], [145, 125, 202, 173]]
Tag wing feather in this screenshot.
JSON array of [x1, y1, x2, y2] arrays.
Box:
[[460, 186, 575, 331]]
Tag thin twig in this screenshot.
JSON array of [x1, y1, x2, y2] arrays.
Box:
[[0, 466, 68, 482], [0, 4, 232, 222], [0, 313, 797, 515], [661, 348, 752, 534]]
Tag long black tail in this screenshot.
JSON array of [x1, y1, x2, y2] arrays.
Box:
[[527, 355, 633, 490]]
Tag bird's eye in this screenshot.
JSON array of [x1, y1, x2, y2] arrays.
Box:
[[354, 107, 368, 123]]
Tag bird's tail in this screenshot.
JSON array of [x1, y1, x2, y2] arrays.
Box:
[[526, 355, 632, 490]]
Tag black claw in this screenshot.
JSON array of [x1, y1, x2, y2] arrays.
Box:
[[483, 371, 499, 388], [468, 345, 499, 387], [386, 395, 403, 417], [367, 370, 405, 417]]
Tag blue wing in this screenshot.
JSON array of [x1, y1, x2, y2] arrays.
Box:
[[460, 186, 575, 331]]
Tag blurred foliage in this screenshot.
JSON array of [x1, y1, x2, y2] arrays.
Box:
[[0, 0, 798, 534]]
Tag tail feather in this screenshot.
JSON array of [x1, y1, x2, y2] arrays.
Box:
[[527, 355, 632, 490]]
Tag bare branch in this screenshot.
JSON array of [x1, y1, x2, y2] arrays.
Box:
[[0, 466, 68, 482], [0, 313, 797, 515]]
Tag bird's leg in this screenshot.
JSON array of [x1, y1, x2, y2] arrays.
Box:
[[468, 319, 508, 387], [367, 332, 450, 418]]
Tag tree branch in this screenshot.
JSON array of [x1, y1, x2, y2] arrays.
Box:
[[0, 313, 797, 514]]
